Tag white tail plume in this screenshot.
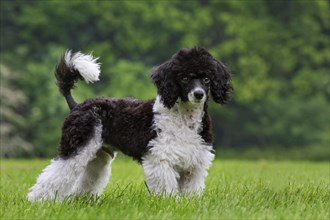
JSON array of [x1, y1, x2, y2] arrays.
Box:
[[64, 50, 101, 83]]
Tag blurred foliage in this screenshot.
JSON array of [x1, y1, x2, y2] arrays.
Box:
[[0, 64, 32, 157], [0, 0, 329, 158]]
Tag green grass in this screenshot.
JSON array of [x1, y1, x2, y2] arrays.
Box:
[[218, 145, 330, 161], [1, 159, 329, 219]]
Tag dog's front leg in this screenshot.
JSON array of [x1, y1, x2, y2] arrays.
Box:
[[179, 168, 209, 195], [142, 159, 179, 195]]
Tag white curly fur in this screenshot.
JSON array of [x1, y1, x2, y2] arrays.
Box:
[[142, 96, 214, 195]]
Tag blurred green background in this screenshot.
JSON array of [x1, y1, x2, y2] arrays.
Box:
[[1, 0, 329, 160]]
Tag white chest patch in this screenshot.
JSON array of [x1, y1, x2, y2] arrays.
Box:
[[145, 96, 214, 172]]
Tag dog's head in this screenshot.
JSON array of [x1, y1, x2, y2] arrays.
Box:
[[151, 47, 233, 108]]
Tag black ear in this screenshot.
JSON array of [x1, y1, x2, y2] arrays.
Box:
[[151, 61, 179, 108], [210, 59, 233, 104]]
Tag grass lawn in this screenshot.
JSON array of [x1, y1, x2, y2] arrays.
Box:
[[1, 158, 329, 219]]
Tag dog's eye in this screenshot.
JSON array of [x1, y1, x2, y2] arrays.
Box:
[[181, 77, 189, 84], [203, 77, 210, 84]]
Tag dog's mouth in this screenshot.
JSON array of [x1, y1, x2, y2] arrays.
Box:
[[190, 99, 203, 104]]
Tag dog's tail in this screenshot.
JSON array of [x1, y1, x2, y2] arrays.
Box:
[[55, 50, 100, 110]]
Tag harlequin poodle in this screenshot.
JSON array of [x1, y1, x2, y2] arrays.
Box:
[[27, 47, 232, 202]]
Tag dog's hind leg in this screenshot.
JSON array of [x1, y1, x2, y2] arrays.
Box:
[[72, 148, 117, 197], [27, 124, 104, 202]]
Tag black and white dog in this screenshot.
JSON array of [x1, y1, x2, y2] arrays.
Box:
[[27, 47, 232, 202]]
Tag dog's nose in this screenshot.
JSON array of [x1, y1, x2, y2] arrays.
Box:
[[194, 90, 204, 100]]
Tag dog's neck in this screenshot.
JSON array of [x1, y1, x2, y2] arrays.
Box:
[[154, 96, 205, 131]]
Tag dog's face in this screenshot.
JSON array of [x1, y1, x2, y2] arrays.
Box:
[[176, 72, 210, 105], [151, 47, 233, 108]]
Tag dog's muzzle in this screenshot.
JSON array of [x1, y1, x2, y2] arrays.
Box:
[[193, 90, 204, 100], [189, 88, 206, 103]]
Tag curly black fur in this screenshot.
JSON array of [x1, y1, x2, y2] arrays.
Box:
[[199, 103, 213, 146], [151, 47, 233, 108], [58, 98, 157, 162], [210, 59, 233, 104]]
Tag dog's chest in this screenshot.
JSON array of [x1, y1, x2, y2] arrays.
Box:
[[146, 98, 213, 170]]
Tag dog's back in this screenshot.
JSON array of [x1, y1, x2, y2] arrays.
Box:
[[58, 97, 156, 161]]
